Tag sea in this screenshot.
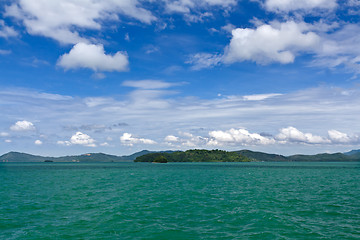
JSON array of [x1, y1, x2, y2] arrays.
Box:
[[0, 162, 359, 239]]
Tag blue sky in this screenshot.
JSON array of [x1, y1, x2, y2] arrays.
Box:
[[1, 0, 360, 156]]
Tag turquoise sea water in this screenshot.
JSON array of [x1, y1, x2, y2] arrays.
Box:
[[0, 162, 359, 239]]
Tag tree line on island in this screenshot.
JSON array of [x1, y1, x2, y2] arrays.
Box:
[[1, 149, 360, 163], [135, 149, 251, 163]]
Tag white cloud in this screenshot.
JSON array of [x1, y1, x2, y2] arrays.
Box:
[[221, 23, 236, 33], [165, 135, 179, 142], [223, 21, 320, 65], [122, 80, 175, 89], [180, 132, 208, 147], [243, 93, 282, 101], [58, 132, 96, 147], [348, 0, 360, 6], [57, 43, 128, 72], [5, 139, 12, 143], [10, 120, 36, 131], [70, 132, 96, 147], [5, 0, 156, 44], [163, 0, 236, 23], [0, 132, 9, 137], [125, 33, 130, 42], [313, 24, 360, 74], [328, 130, 359, 144], [35, 140, 43, 145], [0, 20, 18, 38], [264, 0, 337, 12], [164, 0, 236, 13], [186, 53, 223, 70], [57, 140, 71, 146], [276, 126, 330, 144], [120, 133, 156, 146], [163, 132, 208, 147], [2, 86, 360, 154], [208, 128, 275, 146], [0, 49, 11, 55]]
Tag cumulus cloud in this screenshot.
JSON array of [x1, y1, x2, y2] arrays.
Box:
[[34, 140, 43, 145], [70, 132, 96, 147], [223, 21, 320, 65], [208, 128, 275, 146], [5, 0, 155, 44], [164, 127, 360, 148], [0, 20, 18, 38], [264, 0, 337, 12], [165, 135, 179, 142], [163, 132, 208, 147], [120, 133, 156, 146], [188, 21, 360, 75], [57, 43, 128, 72], [328, 130, 359, 144], [276, 127, 330, 144], [58, 132, 96, 147], [10, 120, 36, 131]]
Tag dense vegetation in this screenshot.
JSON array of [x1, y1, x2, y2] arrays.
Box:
[[135, 149, 251, 162]]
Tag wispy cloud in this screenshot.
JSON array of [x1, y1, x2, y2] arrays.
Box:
[[0, 20, 18, 38], [1, 83, 360, 154], [263, 0, 337, 12]]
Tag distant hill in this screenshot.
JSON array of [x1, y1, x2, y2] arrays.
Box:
[[287, 153, 352, 162], [0, 151, 150, 163], [0, 152, 54, 162], [344, 149, 360, 156], [120, 150, 154, 161], [234, 150, 288, 162], [234, 150, 360, 162], [55, 153, 128, 162]]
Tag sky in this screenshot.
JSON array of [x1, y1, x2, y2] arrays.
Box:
[[1, 0, 360, 156]]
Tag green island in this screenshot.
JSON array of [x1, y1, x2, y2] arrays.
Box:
[[135, 149, 253, 163]]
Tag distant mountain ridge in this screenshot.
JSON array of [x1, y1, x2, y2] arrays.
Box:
[[344, 149, 360, 156], [236, 150, 360, 162], [1, 149, 360, 162], [0, 152, 140, 163]]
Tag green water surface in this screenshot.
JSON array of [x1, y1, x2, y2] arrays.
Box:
[[0, 162, 359, 239]]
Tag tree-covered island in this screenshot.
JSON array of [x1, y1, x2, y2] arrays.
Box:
[[134, 149, 251, 163]]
